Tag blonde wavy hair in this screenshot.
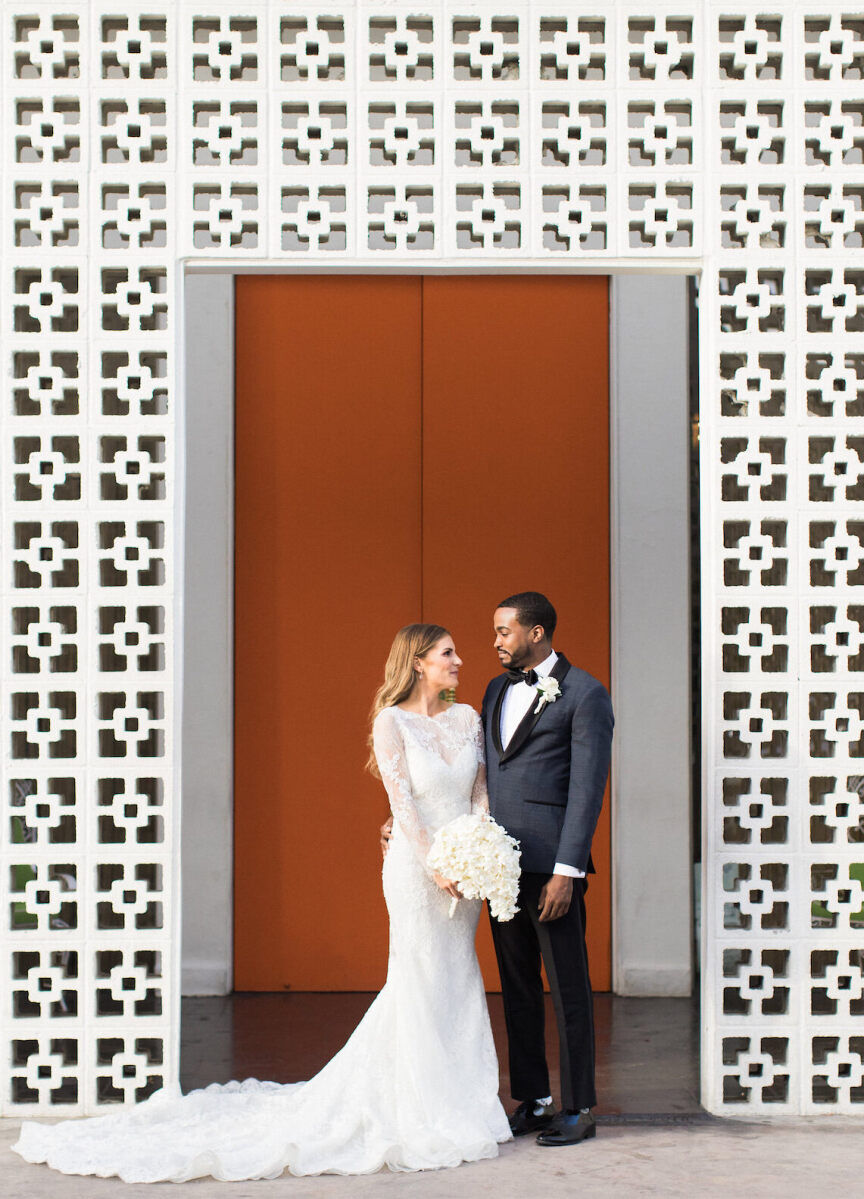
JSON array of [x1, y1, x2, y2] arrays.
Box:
[[366, 623, 450, 777]]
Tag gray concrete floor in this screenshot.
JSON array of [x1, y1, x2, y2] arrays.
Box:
[[3, 1117, 863, 1198], [5, 997, 863, 1196]]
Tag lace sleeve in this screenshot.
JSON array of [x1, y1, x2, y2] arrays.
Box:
[[467, 708, 490, 817], [373, 708, 433, 871]]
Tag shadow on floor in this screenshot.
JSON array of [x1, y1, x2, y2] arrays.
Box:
[[181, 992, 702, 1116]]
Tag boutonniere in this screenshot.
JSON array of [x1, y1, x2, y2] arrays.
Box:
[[534, 676, 561, 714]]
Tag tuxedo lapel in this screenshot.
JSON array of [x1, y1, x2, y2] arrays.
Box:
[[489, 677, 508, 758], [500, 653, 571, 763]]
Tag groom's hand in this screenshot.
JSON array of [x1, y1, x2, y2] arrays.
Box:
[[380, 816, 393, 858], [538, 874, 573, 922]]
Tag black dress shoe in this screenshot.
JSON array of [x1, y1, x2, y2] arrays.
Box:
[[508, 1100, 557, 1137], [536, 1110, 596, 1146]]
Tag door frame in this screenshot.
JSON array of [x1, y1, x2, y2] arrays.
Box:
[[180, 267, 696, 999]]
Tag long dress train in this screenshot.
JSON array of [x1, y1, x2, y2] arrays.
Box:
[[12, 703, 510, 1182]]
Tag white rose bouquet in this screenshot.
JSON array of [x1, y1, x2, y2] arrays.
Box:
[[426, 813, 521, 921]]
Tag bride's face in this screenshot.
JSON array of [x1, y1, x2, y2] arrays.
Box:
[[417, 636, 462, 692]]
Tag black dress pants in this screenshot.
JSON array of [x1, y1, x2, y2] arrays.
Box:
[[489, 872, 596, 1111]]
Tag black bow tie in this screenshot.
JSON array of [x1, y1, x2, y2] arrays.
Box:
[[506, 668, 538, 686]]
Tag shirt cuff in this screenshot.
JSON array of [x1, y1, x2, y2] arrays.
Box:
[[553, 862, 586, 879]]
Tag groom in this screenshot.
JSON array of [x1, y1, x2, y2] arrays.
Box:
[[484, 592, 613, 1147]]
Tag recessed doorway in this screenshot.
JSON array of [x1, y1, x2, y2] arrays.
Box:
[[180, 270, 696, 1033]]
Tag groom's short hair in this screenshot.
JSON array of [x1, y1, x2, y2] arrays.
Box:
[[498, 591, 557, 640]]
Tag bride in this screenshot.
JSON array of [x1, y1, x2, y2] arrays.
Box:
[[12, 624, 512, 1182]]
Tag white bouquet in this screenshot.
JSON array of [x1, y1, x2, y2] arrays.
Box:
[[426, 813, 521, 921]]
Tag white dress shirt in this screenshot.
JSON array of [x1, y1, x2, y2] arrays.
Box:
[[499, 649, 585, 880]]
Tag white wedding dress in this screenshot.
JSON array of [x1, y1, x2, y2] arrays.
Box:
[[12, 702, 511, 1183]]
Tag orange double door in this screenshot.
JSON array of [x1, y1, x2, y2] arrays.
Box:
[[234, 276, 610, 992]]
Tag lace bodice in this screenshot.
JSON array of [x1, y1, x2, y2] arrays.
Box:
[[372, 704, 490, 870]]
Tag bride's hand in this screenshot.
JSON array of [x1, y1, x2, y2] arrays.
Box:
[[433, 872, 463, 900]]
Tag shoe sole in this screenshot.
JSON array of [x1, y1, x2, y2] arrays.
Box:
[[509, 1115, 557, 1138], [536, 1126, 597, 1146]]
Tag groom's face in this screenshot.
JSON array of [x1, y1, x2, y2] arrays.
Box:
[[493, 607, 538, 670]]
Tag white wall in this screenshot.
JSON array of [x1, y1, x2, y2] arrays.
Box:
[[611, 275, 693, 995], [181, 274, 235, 995], [180, 273, 693, 996]]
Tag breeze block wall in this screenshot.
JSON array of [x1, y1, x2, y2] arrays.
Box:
[[1, 1, 862, 1116]]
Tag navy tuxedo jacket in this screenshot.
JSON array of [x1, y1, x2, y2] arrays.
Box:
[[481, 654, 614, 876]]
